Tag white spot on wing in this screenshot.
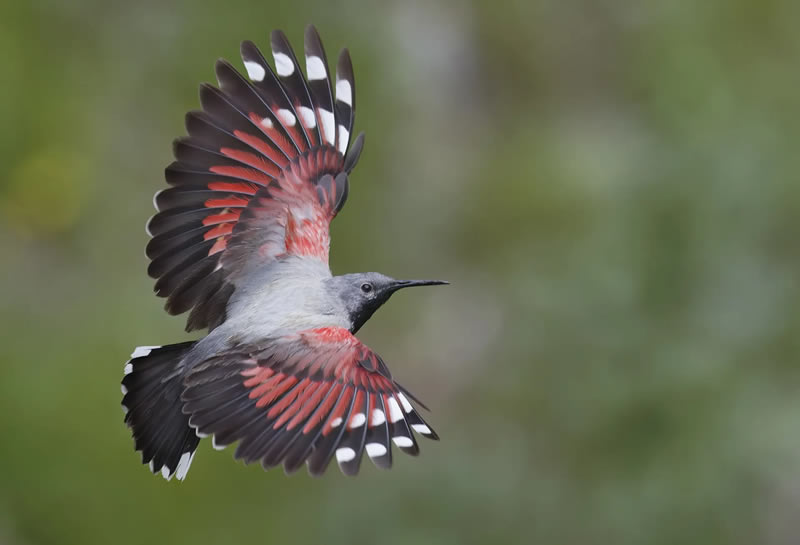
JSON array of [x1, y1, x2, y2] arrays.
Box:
[[161, 465, 172, 480], [392, 436, 413, 448], [244, 60, 266, 82], [336, 78, 352, 106], [350, 413, 366, 428], [330, 417, 343, 428], [131, 346, 159, 359], [371, 409, 386, 426], [305, 55, 326, 80], [319, 109, 335, 145], [298, 106, 316, 128], [337, 125, 350, 154], [123, 363, 133, 375], [175, 451, 195, 481], [336, 447, 356, 463], [148, 460, 156, 473], [277, 109, 296, 127], [120, 403, 128, 415], [387, 397, 403, 423], [121, 384, 128, 395], [260, 116, 273, 129], [273, 52, 294, 76], [365, 443, 387, 458], [412, 423, 432, 435], [397, 393, 413, 413]]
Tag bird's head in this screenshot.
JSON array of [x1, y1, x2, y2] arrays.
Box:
[[329, 272, 448, 333]]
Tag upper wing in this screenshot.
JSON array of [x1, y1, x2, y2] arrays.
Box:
[[182, 327, 438, 476], [145, 26, 365, 332]]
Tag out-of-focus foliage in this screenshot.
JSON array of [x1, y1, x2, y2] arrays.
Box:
[[1, 0, 799, 544]]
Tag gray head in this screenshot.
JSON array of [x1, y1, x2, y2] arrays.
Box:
[[328, 272, 448, 333]]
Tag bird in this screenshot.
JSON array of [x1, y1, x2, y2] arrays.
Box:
[[120, 25, 447, 481]]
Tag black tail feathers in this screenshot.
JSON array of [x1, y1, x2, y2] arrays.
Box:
[[121, 342, 200, 481]]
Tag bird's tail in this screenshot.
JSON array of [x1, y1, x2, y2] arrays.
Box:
[[121, 342, 200, 481]]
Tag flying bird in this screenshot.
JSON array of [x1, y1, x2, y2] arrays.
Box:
[[121, 25, 446, 481]]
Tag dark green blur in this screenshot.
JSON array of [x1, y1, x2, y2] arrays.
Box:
[[1, 1, 799, 544]]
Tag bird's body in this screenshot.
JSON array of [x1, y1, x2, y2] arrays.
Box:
[[177, 257, 345, 384], [121, 25, 445, 481], [222, 257, 346, 337]]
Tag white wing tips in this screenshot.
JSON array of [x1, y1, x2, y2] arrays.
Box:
[[411, 423, 433, 435], [305, 55, 326, 80], [349, 412, 366, 428], [130, 345, 161, 359], [335, 78, 352, 106], [365, 442, 388, 458], [397, 392, 414, 413], [319, 109, 335, 145], [380, 392, 439, 461], [175, 451, 196, 481], [335, 447, 357, 464], [387, 397, 403, 423], [146, 450, 196, 482], [276, 108, 297, 127], [240, 28, 358, 163], [336, 389, 439, 473], [397, 392, 439, 439], [244, 60, 267, 81], [392, 436, 414, 448], [272, 52, 294, 77], [334, 48, 355, 155], [370, 408, 386, 426], [298, 106, 316, 128]]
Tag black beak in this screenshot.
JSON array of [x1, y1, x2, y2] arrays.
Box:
[[392, 279, 449, 292]]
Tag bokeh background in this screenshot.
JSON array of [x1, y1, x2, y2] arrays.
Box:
[[2, 1, 800, 544]]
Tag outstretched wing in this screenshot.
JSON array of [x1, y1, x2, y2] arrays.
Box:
[[182, 327, 438, 476], [145, 26, 365, 332]]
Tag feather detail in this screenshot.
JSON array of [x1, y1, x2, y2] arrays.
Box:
[[182, 327, 437, 476], [146, 27, 363, 331]]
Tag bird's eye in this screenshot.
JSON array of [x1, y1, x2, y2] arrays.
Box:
[[360, 283, 373, 294]]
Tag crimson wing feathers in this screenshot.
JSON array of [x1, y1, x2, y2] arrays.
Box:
[[146, 26, 363, 332], [181, 327, 438, 476]]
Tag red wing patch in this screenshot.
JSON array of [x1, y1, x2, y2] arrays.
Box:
[[145, 26, 363, 332], [182, 327, 438, 476]]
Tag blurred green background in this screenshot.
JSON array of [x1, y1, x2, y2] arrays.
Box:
[[1, 0, 800, 544]]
